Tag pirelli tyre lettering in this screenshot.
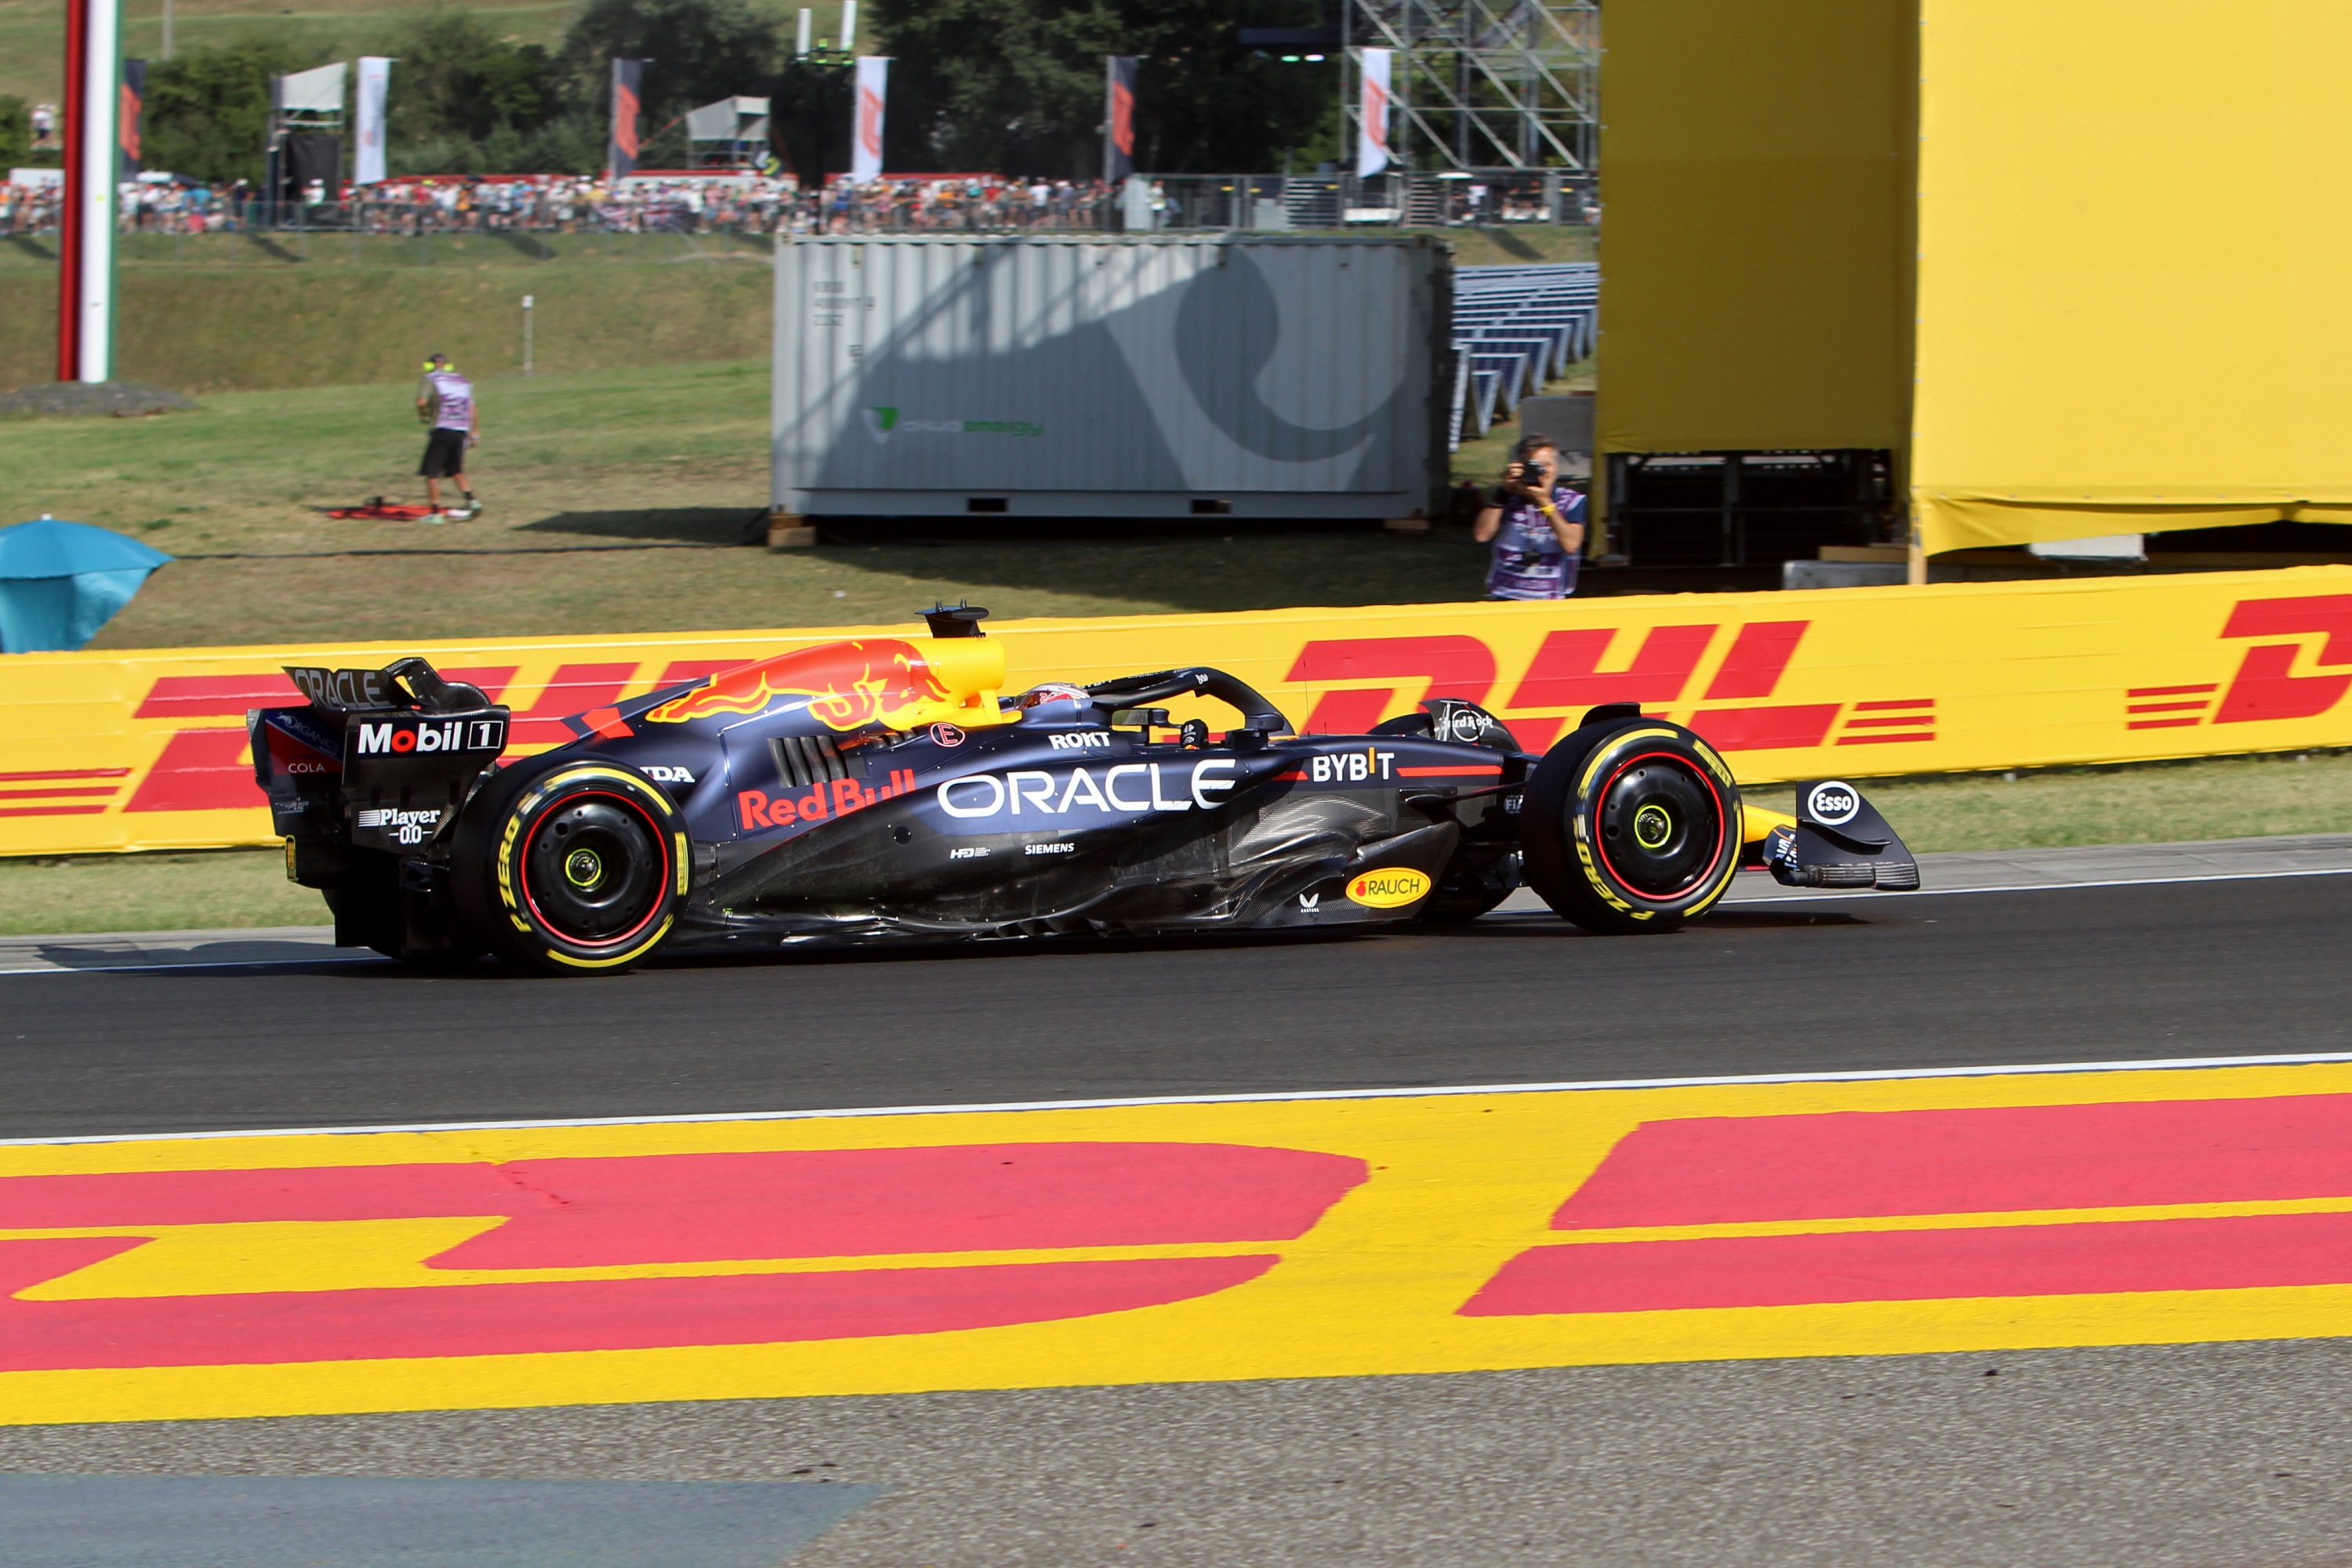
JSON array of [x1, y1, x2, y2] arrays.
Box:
[[451, 757, 689, 975], [1519, 717, 1743, 935]]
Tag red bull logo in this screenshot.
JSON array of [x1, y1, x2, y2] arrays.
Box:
[[646, 640, 956, 730]]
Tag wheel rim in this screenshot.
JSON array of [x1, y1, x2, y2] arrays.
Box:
[[1593, 753, 1727, 900], [519, 791, 669, 946]]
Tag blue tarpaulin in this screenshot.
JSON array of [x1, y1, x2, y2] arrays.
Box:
[[0, 518, 172, 652]]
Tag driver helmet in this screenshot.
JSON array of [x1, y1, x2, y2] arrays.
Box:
[[1011, 682, 1094, 722]]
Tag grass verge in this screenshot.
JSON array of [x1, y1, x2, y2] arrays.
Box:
[[10, 752, 2350, 936], [0, 247, 774, 394], [1748, 750, 2352, 855], [1, 225, 1595, 396], [0, 849, 321, 936], [0, 358, 1506, 647]]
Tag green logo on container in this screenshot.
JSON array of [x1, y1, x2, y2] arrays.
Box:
[[864, 407, 1040, 445]]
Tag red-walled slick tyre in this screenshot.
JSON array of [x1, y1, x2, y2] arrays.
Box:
[[1520, 717, 1742, 935], [451, 757, 688, 975]]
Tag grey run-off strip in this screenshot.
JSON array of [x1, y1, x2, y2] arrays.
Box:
[[5, 833, 2350, 975]]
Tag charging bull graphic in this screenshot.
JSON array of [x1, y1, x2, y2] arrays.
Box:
[[645, 639, 961, 731]]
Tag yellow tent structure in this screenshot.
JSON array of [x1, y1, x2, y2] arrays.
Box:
[[1599, 0, 2352, 567]]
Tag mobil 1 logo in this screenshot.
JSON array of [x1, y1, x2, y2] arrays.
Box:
[[350, 716, 508, 758]]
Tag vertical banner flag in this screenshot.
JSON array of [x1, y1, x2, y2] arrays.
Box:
[[607, 58, 643, 180], [1103, 56, 1138, 183], [354, 56, 390, 186], [1356, 47, 1392, 179], [57, 0, 119, 384], [118, 58, 143, 180], [851, 56, 887, 182]]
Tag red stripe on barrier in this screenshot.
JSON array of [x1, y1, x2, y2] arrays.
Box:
[[1851, 698, 1935, 711], [1461, 1211, 2352, 1315], [122, 730, 257, 814], [504, 664, 641, 746], [0, 806, 107, 817], [1700, 622, 1809, 701], [0, 787, 118, 800], [2128, 684, 2220, 697], [1686, 705, 1842, 751], [0, 769, 130, 782]]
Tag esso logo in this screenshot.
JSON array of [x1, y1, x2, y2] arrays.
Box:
[[1806, 780, 1861, 826]]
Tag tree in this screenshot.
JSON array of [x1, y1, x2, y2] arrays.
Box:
[[869, 0, 1336, 178], [381, 6, 586, 174], [144, 38, 321, 183], [0, 96, 38, 169], [384, 7, 557, 147], [556, 0, 785, 147]]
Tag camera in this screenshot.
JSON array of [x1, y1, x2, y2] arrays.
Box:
[[1519, 460, 1549, 490]]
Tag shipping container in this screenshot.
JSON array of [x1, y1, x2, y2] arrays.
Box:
[[771, 234, 1452, 522]]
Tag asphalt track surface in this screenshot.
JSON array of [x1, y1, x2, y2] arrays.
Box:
[[4, 872, 2348, 1139], [8, 869, 2352, 1566]]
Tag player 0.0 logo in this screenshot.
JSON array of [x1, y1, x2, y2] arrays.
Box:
[[1806, 780, 1861, 826]]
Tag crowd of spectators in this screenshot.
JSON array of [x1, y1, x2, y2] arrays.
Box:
[[0, 171, 1144, 238]]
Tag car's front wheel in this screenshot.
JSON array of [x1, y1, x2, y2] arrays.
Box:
[[1519, 717, 1742, 934], [451, 757, 687, 975]]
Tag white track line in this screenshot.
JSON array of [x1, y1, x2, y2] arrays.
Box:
[[9, 1050, 2352, 1147], [1722, 864, 2352, 903]]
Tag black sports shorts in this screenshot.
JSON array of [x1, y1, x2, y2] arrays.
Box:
[[419, 426, 469, 478]]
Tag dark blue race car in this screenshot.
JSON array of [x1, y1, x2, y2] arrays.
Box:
[[252, 606, 1917, 974]]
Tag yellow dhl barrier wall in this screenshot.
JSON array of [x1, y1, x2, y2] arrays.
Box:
[[8, 567, 2352, 857]]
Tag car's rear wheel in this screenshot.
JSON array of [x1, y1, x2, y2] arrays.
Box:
[[1520, 718, 1741, 934], [452, 757, 687, 975]]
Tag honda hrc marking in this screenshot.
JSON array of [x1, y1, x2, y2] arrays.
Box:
[[353, 718, 506, 757], [644, 765, 696, 785], [936, 760, 1238, 821]]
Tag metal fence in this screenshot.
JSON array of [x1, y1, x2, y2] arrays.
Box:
[[1, 168, 1597, 241]]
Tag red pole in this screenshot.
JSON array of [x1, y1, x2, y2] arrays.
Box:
[[56, 0, 87, 382]]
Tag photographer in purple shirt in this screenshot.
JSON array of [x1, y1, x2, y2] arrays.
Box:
[[1473, 436, 1588, 600]]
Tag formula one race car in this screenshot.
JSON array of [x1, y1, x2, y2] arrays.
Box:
[[251, 606, 1918, 975]]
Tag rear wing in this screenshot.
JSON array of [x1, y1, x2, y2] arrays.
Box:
[[250, 657, 511, 852]]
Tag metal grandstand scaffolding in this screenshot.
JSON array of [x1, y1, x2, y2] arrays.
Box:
[[1341, 0, 1599, 174]]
